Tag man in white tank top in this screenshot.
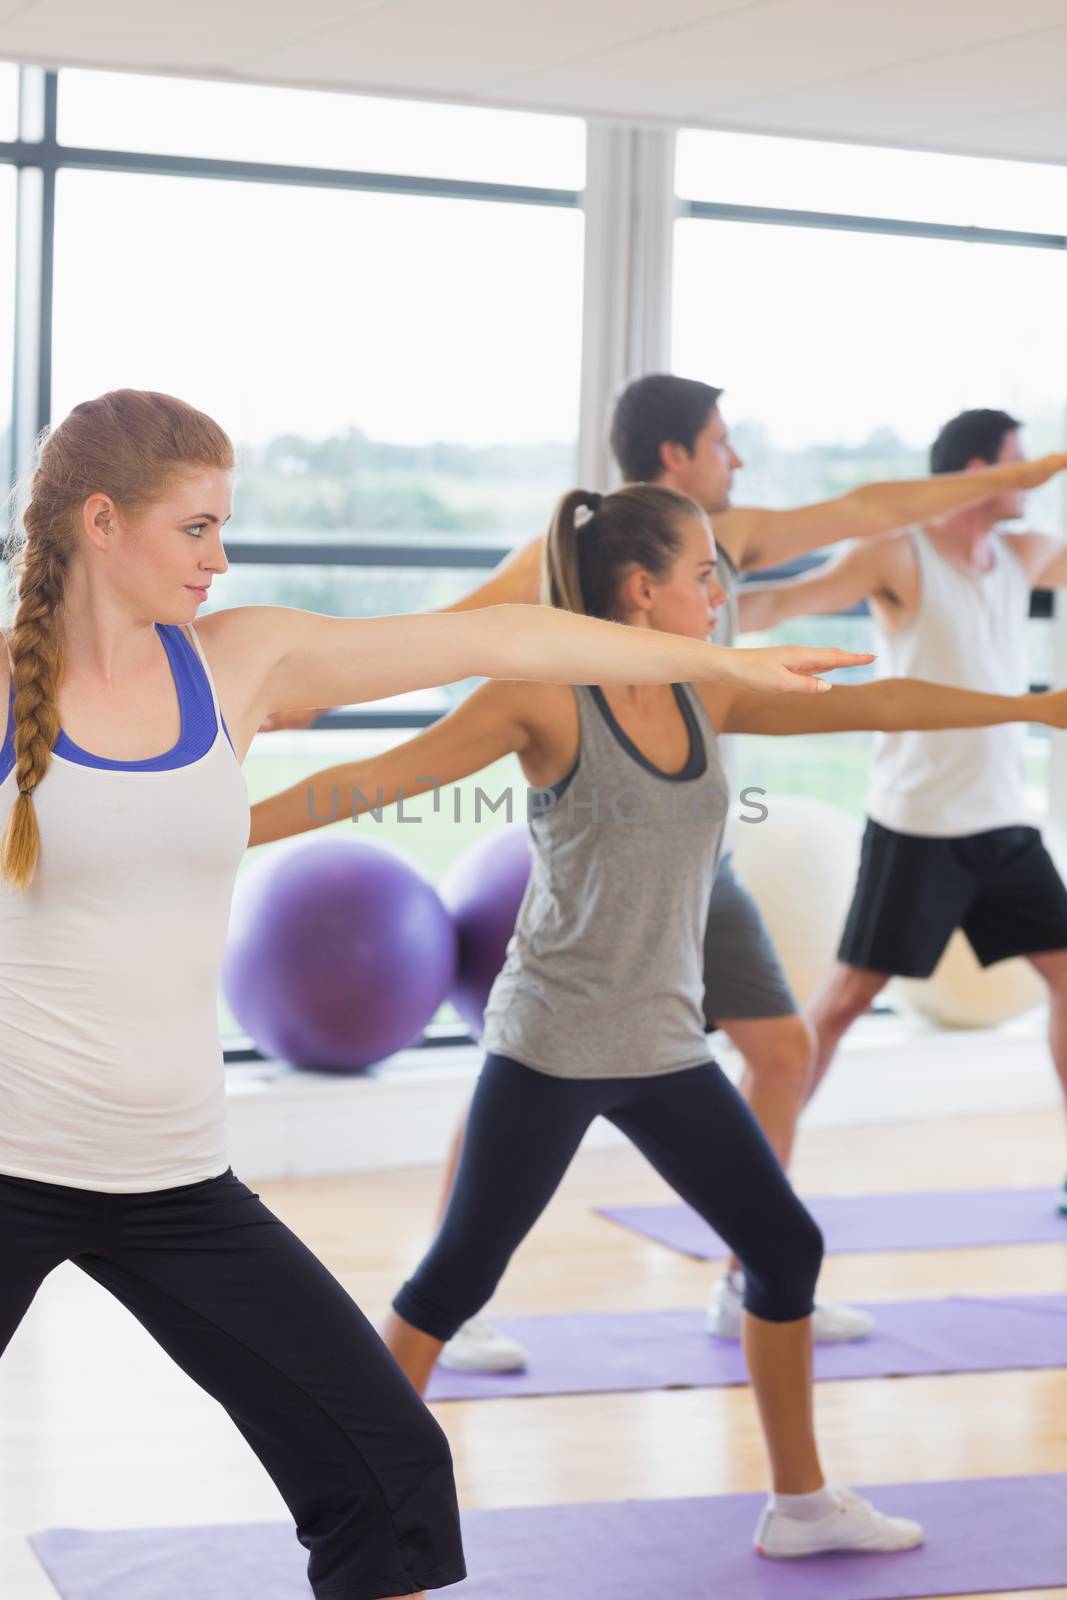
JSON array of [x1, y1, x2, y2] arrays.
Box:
[[745, 409, 1067, 1209]]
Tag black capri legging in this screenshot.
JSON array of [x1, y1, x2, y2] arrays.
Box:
[[0, 1168, 465, 1600], [394, 1053, 823, 1342]]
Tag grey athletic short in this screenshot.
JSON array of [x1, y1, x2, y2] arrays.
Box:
[[702, 851, 797, 1029]]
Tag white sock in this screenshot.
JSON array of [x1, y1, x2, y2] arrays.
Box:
[[769, 1485, 838, 1522]]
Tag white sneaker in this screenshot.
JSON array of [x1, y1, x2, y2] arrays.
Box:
[[438, 1315, 528, 1374], [755, 1487, 924, 1558], [810, 1298, 875, 1341], [705, 1272, 874, 1343]]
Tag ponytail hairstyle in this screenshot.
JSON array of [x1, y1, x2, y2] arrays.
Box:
[[543, 483, 702, 619], [1, 390, 234, 893]]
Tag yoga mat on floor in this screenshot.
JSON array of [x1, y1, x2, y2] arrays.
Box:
[[30, 1475, 1067, 1599], [598, 1187, 1067, 1260], [425, 1294, 1067, 1402]]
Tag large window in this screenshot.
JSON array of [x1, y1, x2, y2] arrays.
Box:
[[0, 165, 14, 487], [675, 126, 1067, 822], [5, 65, 586, 1051], [674, 220, 1067, 520], [52, 171, 584, 549], [7, 67, 1067, 1050]]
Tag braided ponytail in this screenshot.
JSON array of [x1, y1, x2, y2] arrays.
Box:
[[2, 504, 70, 890], [1, 389, 233, 893]]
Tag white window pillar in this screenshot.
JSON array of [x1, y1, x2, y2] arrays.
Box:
[[577, 123, 677, 490]]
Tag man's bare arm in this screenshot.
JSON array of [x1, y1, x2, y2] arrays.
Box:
[[716, 453, 1067, 574], [737, 537, 910, 634]]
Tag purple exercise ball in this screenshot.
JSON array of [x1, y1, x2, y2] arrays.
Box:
[[439, 824, 532, 1038], [223, 837, 457, 1071]]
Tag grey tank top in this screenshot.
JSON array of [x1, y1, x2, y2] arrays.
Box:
[[481, 682, 729, 1079]]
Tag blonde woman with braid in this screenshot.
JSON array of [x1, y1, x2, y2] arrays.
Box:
[[0, 390, 869, 1600], [252, 483, 1067, 1561]]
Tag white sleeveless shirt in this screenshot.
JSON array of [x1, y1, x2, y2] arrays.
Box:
[[866, 529, 1031, 838], [0, 624, 249, 1191]]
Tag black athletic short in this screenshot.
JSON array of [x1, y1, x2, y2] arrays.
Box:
[[838, 820, 1067, 979]]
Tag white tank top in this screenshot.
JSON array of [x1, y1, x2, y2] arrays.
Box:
[[0, 624, 249, 1192], [866, 529, 1031, 838]]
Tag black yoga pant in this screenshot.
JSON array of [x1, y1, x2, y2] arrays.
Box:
[[0, 1167, 465, 1600], [394, 1054, 823, 1341]]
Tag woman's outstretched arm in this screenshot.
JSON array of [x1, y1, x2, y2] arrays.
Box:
[[707, 678, 1067, 737], [249, 680, 536, 846], [219, 601, 872, 743], [254, 538, 545, 732]]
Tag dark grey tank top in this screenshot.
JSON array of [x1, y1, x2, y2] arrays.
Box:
[[481, 682, 729, 1078]]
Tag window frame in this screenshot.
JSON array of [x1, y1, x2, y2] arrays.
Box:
[[1, 66, 585, 1056], [3, 67, 1063, 1058]]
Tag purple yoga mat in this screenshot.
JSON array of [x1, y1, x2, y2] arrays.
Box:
[[426, 1294, 1067, 1402], [598, 1187, 1067, 1260], [30, 1475, 1067, 1599]]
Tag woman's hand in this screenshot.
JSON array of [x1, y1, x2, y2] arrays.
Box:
[[726, 646, 876, 694]]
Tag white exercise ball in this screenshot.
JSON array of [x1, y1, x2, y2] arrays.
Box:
[[887, 935, 1044, 1029], [887, 819, 1065, 1029], [728, 796, 862, 1006]]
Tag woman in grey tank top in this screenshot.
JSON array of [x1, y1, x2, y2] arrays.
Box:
[[253, 485, 1066, 1561]]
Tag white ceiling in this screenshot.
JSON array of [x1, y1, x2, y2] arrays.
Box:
[[3, 0, 1067, 165]]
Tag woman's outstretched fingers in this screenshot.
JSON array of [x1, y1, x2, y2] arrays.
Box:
[[736, 646, 877, 694], [782, 647, 877, 676]]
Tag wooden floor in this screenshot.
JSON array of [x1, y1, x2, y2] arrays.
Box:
[[2, 1106, 1066, 1598]]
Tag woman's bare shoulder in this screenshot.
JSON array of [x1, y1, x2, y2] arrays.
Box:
[[188, 604, 284, 688], [191, 604, 269, 650]]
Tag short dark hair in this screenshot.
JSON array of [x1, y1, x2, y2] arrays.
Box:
[[930, 409, 1022, 475], [610, 374, 723, 483]]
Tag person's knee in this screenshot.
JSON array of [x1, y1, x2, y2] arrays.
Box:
[[386, 1367, 455, 1463], [813, 967, 883, 1034], [744, 1015, 815, 1098], [796, 1206, 825, 1290], [783, 1203, 825, 1304], [395, 1221, 513, 1341], [741, 1202, 824, 1322], [411, 1404, 456, 1481], [393, 1262, 499, 1344]]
